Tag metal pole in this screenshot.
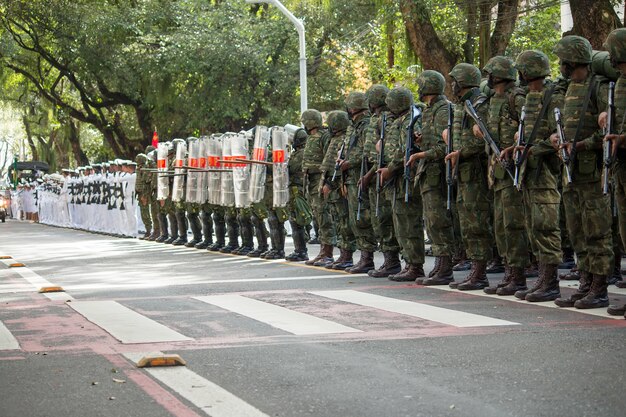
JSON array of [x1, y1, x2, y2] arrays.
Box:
[[246, 0, 308, 113]]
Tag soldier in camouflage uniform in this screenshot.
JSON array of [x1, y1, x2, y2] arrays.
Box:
[[550, 36, 613, 309], [406, 70, 456, 285], [377, 87, 425, 281], [285, 128, 312, 261], [321, 110, 356, 270], [502, 50, 564, 302], [364, 84, 402, 278], [145, 147, 162, 241], [170, 139, 189, 246], [444, 63, 494, 290], [477, 56, 529, 295], [302, 109, 337, 266], [600, 29, 626, 317], [135, 153, 153, 239], [155, 143, 176, 243], [337, 92, 378, 273]]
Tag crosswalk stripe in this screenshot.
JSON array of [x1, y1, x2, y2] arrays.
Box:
[[124, 352, 270, 417], [68, 300, 192, 343], [309, 290, 519, 327], [0, 259, 74, 300], [0, 320, 20, 350], [193, 295, 362, 335]]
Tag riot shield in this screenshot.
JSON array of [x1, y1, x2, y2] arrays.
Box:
[[185, 137, 200, 203], [198, 136, 209, 204], [208, 134, 223, 205], [156, 143, 170, 201], [249, 126, 270, 203], [231, 132, 251, 208], [220, 133, 235, 207], [271, 127, 290, 208], [171, 140, 187, 202]]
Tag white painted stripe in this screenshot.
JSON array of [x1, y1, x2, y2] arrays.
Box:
[[68, 300, 192, 343], [431, 285, 624, 320], [0, 259, 74, 301], [227, 258, 264, 264], [0, 284, 35, 294], [124, 352, 270, 417], [194, 295, 361, 335], [309, 290, 519, 328], [0, 321, 19, 350]]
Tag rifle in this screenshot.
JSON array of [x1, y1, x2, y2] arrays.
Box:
[[332, 139, 347, 182], [405, 105, 422, 203], [375, 113, 387, 216], [603, 81, 616, 195], [464, 99, 515, 181], [357, 155, 366, 221], [445, 102, 454, 211], [513, 106, 526, 190], [553, 108, 573, 184]]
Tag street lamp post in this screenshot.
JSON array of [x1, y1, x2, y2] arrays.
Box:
[[246, 0, 308, 114]]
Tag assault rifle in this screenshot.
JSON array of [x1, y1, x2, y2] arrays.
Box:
[[513, 106, 526, 190], [445, 102, 454, 211], [375, 113, 387, 216], [357, 154, 366, 221], [404, 105, 422, 203], [464, 99, 515, 181], [554, 108, 573, 184], [331, 139, 347, 182], [603, 81, 616, 195]]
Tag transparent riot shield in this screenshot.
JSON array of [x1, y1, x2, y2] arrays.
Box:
[[198, 136, 209, 204], [231, 132, 251, 208], [249, 126, 270, 203], [156, 143, 170, 201], [208, 134, 223, 206], [271, 127, 290, 207], [171, 140, 187, 202], [220, 133, 235, 207], [185, 137, 200, 203]]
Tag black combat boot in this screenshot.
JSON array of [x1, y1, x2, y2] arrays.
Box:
[[346, 251, 375, 274], [285, 225, 309, 261], [486, 251, 505, 274], [457, 261, 489, 290], [388, 263, 425, 282], [264, 224, 286, 260], [422, 256, 454, 286], [525, 264, 560, 302], [248, 215, 268, 257], [195, 211, 214, 249], [554, 270, 592, 307], [574, 274, 609, 309], [327, 249, 354, 270], [172, 211, 188, 246], [208, 216, 225, 251], [140, 228, 151, 240], [484, 265, 513, 294], [185, 212, 202, 247], [155, 213, 169, 243], [608, 250, 623, 285], [220, 216, 239, 253], [147, 212, 161, 241], [164, 213, 178, 244], [607, 304, 626, 316], [306, 244, 333, 266], [428, 256, 442, 278], [368, 251, 402, 278], [496, 266, 527, 296]]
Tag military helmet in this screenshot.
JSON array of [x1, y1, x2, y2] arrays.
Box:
[[293, 128, 307, 148], [515, 50, 551, 79], [326, 110, 350, 134], [554, 35, 592, 64], [449, 63, 482, 88], [135, 153, 148, 165], [483, 56, 517, 80], [301, 109, 323, 131], [603, 28, 626, 63], [344, 91, 368, 111], [144, 145, 156, 154], [417, 70, 446, 96], [366, 84, 390, 108], [385, 87, 413, 115]]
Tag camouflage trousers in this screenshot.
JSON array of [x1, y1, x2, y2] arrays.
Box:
[[391, 184, 425, 265], [523, 188, 561, 265], [456, 162, 494, 262], [149, 200, 160, 232], [307, 173, 336, 246], [563, 181, 613, 276], [493, 182, 528, 268], [157, 199, 174, 214], [613, 163, 626, 250], [346, 183, 377, 252], [139, 202, 152, 231], [368, 186, 399, 253], [327, 193, 355, 251], [419, 180, 455, 258]]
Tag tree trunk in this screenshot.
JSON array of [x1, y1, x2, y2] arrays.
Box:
[[463, 1, 478, 64], [386, 19, 395, 71], [22, 116, 39, 161], [490, 0, 519, 56], [566, 0, 622, 49], [68, 120, 89, 167], [478, 0, 492, 69], [134, 105, 154, 150]]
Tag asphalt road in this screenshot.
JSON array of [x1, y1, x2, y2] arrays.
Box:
[[0, 219, 625, 417]]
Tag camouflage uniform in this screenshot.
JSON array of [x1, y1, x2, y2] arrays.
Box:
[[321, 110, 357, 270], [383, 87, 425, 281], [553, 36, 613, 310], [449, 63, 494, 290], [343, 92, 378, 273], [413, 70, 457, 285], [285, 129, 312, 261], [301, 109, 336, 265], [135, 153, 153, 238]]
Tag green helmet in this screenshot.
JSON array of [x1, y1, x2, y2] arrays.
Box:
[[603, 28, 626, 63], [345, 91, 368, 111], [293, 128, 307, 149], [554, 35, 592, 64], [301, 109, 323, 131], [145, 145, 156, 154], [385, 87, 413, 115], [483, 56, 516, 80], [366, 84, 390, 108], [417, 70, 446, 96], [449, 63, 481, 88], [326, 110, 350, 134], [515, 50, 551, 79], [135, 153, 148, 165]]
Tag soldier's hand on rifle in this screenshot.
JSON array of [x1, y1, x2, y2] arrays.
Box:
[[444, 150, 460, 169], [414, 132, 423, 146], [406, 152, 424, 168], [322, 184, 332, 199], [472, 124, 484, 139], [358, 171, 373, 189], [375, 140, 382, 153], [598, 111, 608, 130], [442, 129, 448, 145], [376, 167, 390, 186], [339, 160, 351, 172], [500, 144, 516, 161], [549, 133, 560, 151], [605, 133, 626, 156]]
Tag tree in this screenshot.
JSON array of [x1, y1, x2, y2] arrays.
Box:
[[566, 0, 622, 49]]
